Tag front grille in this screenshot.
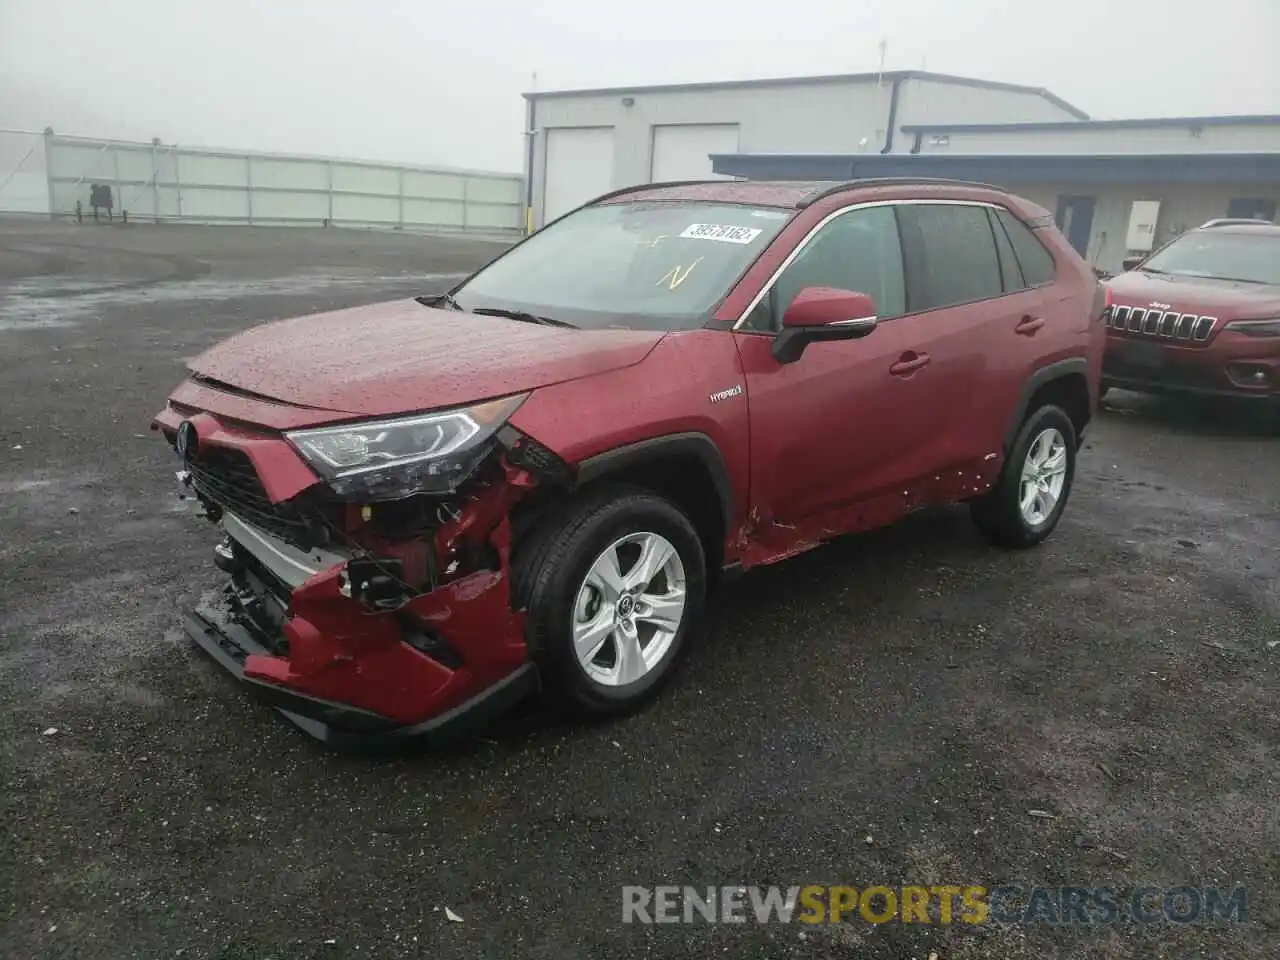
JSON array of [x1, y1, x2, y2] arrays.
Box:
[[1103, 354, 1222, 390], [1109, 305, 1217, 343], [188, 446, 324, 548]]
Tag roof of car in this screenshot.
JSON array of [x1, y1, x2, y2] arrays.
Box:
[[594, 178, 1008, 210], [1193, 222, 1280, 236], [595, 180, 840, 209]]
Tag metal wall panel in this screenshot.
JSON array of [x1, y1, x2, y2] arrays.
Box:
[[252, 158, 328, 191], [897, 79, 1084, 127], [0, 130, 50, 213], [18, 133, 522, 238]]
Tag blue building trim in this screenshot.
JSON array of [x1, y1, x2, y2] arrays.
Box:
[[900, 114, 1280, 134], [709, 152, 1280, 185]]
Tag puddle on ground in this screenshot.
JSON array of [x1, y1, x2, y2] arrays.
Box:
[[0, 271, 467, 331]]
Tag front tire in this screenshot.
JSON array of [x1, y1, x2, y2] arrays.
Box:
[[513, 487, 707, 717], [971, 405, 1077, 549]]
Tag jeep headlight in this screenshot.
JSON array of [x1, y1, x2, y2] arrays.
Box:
[[286, 394, 527, 500], [1224, 318, 1280, 337]]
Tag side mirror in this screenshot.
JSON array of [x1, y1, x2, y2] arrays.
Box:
[[771, 287, 879, 364], [1121, 255, 1145, 272]]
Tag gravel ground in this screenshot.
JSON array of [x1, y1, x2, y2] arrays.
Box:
[[1, 219, 1277, 960]]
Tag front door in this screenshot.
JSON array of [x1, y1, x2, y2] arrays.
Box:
[[1055, 195, 1096, 257], [733, 204, 973, 543]]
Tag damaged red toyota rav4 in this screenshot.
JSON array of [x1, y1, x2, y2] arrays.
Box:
[[154, 178, 1106, 746]]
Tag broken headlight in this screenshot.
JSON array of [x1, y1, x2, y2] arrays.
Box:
[[286, 394, 527, 500]]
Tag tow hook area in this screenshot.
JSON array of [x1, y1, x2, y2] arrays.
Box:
[[338, 557, 410, 611]]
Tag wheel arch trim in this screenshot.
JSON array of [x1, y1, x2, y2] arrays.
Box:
[[574, 432, 734, 533], [1004, 357, 1090, 452]]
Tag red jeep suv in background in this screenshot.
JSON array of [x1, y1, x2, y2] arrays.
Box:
[[1102, 219, 1280, 418], [153, 178, 1106, 747]]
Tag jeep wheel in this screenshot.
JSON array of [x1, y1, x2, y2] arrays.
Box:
[[971, 405, 1077, 549], [513, 488, 706, 716]]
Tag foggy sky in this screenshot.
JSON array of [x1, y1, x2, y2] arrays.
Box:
[[2, 0, 1277, 173]]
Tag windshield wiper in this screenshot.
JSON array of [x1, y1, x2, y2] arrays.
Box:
[[1139, 266, 1168, 275], [470, 307, 577, 329]]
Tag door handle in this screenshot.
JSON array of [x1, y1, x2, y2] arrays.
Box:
[[889, 352, 931, 376], [1016, 315, 1046, 335]]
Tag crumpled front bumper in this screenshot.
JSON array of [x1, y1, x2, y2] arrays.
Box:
[[189, 512, 537, 747], [185, 600, 536, 748], [155, 395, 547, 746]]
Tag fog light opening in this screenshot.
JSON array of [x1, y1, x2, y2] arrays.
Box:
[[1227, 363, 1271, 387]]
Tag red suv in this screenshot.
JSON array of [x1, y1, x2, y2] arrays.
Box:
[[154, 178, 1106, 746], [1102, 219, 1280, 415]]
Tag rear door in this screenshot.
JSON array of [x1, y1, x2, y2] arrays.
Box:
[[983, 207, 1078, 449], [890, 202, 1021, 490]]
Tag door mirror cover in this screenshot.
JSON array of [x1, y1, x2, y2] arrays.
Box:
[[771, 287, 879, 365], [782, 286, 878, 328]]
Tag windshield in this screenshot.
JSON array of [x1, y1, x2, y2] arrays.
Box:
[[1140, 231, 1280, 285], [452, 201, 792, 330]]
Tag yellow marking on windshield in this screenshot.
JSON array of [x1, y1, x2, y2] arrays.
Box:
[[656, 257, 704, 290]]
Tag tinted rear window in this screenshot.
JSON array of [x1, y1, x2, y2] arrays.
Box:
[[898, 204, 1003, 310], [996, 209, 1056, 286]]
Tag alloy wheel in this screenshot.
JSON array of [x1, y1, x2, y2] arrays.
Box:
[[1019, 427, 1068, 527], [571, 532, 687, 687]]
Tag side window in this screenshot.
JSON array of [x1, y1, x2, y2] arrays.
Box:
[[897, 204, 1004, 310], [742, 206, 905, 331], [996, 209, 1056, 286], [987, 208, 1026, 293]]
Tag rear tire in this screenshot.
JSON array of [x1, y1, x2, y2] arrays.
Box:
[[512, 487, 706, 717], [971, 405, 1077, 549]]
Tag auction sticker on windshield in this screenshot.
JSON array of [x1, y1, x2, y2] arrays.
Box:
[[680, 224, 763, 244]]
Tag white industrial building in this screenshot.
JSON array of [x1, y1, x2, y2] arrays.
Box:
[[522, 70, 1280, 274]]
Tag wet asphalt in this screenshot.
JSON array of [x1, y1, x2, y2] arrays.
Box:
[[1, 219, 1277, 960]]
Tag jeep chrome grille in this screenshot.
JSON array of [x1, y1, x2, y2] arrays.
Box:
[[1108, 305, 1216, 342]]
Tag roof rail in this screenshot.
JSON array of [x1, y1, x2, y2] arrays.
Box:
[[797, 176, 1006, 208], [1199, 217, 1275, 228], [585, 179, 740, 205]]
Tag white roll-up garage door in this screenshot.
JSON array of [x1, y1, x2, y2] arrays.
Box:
[[650, 124, 741, 182], [543, 127, 615, 224]]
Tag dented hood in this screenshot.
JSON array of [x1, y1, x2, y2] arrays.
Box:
[[188, 299, 666, 417]]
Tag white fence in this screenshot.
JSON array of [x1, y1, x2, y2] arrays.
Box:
[[0, 129, 525, 239], [0, 129, 51, 214]]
